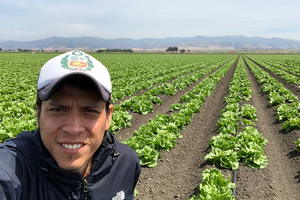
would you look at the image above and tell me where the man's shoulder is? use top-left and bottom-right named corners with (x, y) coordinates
top-left (0, 130), bottom-right (41, 158)
top-left (0, 130), bottom-right (42, 182)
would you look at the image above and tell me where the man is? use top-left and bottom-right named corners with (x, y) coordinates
top-left (0, 50), bottom-right (141, 200)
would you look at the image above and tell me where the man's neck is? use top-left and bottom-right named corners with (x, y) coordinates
top-left (81, 156), bottom-right (94, 179)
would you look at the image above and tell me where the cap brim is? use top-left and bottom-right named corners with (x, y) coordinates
top-left (38, 73), bottom-right (111, 101)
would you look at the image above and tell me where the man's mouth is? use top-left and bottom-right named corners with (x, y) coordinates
top-left (62, 144), bottom-right (83, 150)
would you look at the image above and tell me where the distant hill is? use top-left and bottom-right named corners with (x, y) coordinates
top-left (1, 35), bottom-right (300, 51)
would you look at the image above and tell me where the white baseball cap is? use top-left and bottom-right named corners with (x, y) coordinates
top-left (37, 50), bottom-right (111, 101)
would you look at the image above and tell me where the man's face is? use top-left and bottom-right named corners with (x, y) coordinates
top-left (38, 84), bottom-right (113, 176)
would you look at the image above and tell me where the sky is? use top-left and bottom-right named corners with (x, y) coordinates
top-left (1, 0), bottom-right (300, 42)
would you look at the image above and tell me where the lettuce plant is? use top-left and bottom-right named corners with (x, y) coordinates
top-left (190, 168), bottom-right (235, 200)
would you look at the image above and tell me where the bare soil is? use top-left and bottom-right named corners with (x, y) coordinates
top-left (114, 56), bottom-right (300, 200)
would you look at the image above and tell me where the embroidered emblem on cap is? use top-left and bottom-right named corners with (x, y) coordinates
top-left (112, 191), bottom-right (125, 200)
top-left (60, 51), bottom-right (94, 71)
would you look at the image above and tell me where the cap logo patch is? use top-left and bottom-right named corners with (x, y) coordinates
top-left (60, 51), bottom-right (94, 71)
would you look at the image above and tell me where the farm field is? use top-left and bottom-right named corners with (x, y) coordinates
top-left (1, 53), bottom-right (300, 199)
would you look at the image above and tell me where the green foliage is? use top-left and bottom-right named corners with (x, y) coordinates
top-left (206, 126), bottom-right (268, 170)
top-left (110, 53), bottom-right (228, 102)
top-left (236, 126), bottom-right (268, 169)
top-left (182, 101), bottom-right (201, 114)
top-left (171, 113), bottom-right (191, 130)
top-left (269, 92), bottom-right (286, 106)
top-left (240, 87), bottom-right (252, 101)
top-left (109, 111), bottom-right (133, 133)
top-left (120, 96), bottom-right (155, 114)
top-left (240, 104), bottom-right (258, 121)
top-left (217, 111), bottom-right (240, 134)
top-left (282, 118), bottom-right (300, 132)
top-left (295, 138), bottom-right (300, 152)
top-left (225, 92), bottom-right (242, 103)
top-left (209, 134), bottom-right (239, 151)
top-left (282, 74), bottom-right (300, 85)
top-left (153, 130), bottom-right (177, 151)
top-left (261, 83), bottom-right (276, 94)
top-left (222, 103), bottom-right (239, 114)
top-left (136, 146), bottom-right (161, 167)
top-left (179, 109), bottom-right (195, 118)
top-left (204, 148), bottom-right (239, 170)
top-left (276, 104), bottom-right (300, 122)
top-left (237, 143), bottom-right (268, 169)
top-left (0, 130), bottom-right (11, 143)
top-left (180, 92), bottom-right (197, 102)
top-left (190, 168), bottom-right (235, 200)
top-left (134, 188), bottom-right (138, 197)
top-left (170, 103), bottom-right (184, 111)
top-left (161, 83), bottom-right (177, 95)
top-left (242, 119), bottom-right (255, 126)
top-left (147, 87), bottom-right (163, 96)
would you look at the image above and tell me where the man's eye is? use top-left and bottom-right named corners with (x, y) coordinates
top-left (87, 109), bottom-right (99, 113)
top-left (51, 108), bottom-right (62, 112)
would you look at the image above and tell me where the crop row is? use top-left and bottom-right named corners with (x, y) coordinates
top-left (244, 56), bottom-right (300, 151)
top-left (205, 56), bottom-right (268, 170)
top-left (189, 57), bottom-right (268, 199)
top-left (247, 54), bottom-right (300, 77)
top-left (246, 55), bottom-right (300, 86)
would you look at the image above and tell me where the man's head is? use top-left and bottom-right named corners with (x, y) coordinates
top-left (35, 51), bottom-right (113, 177)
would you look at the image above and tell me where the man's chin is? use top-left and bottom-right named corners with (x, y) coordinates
top-left (60, 168), bottom-right (79, 173)
top-left (58, 163), bottom-right (81, 173)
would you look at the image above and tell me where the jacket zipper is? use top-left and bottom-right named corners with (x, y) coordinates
top-left (83, 178), bottom-right (89, 200)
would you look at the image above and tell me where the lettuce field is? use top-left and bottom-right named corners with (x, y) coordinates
top-left (1, 52), bottom-right (300, 199)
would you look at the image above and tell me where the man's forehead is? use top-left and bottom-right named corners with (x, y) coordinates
top-left (47, 85), bottom-right (104, 104)
top-left (47, 100), bottom-right (102, 107)
top-left (52, 77), bottom-right (102, 99)
top-left (43, 98), bottom-right (105, 110)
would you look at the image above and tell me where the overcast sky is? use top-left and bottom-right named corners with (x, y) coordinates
top-left (1, 0), bottom-right (300, 42)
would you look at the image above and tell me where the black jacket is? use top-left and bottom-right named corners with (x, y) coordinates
top-left (0, 130), bottom-right (141, 200)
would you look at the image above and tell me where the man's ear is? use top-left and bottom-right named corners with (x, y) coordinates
top-left (105, 104), bottom-right (114, 130)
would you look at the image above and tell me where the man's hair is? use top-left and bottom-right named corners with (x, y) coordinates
top-left (35, 76), bottom-right (112, 119)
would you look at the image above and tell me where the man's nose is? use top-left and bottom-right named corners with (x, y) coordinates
top-left (62, 111), bottom-right (84, 135)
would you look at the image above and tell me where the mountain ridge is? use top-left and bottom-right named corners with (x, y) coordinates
top-left (1, 35), bottom-right (300, 50)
